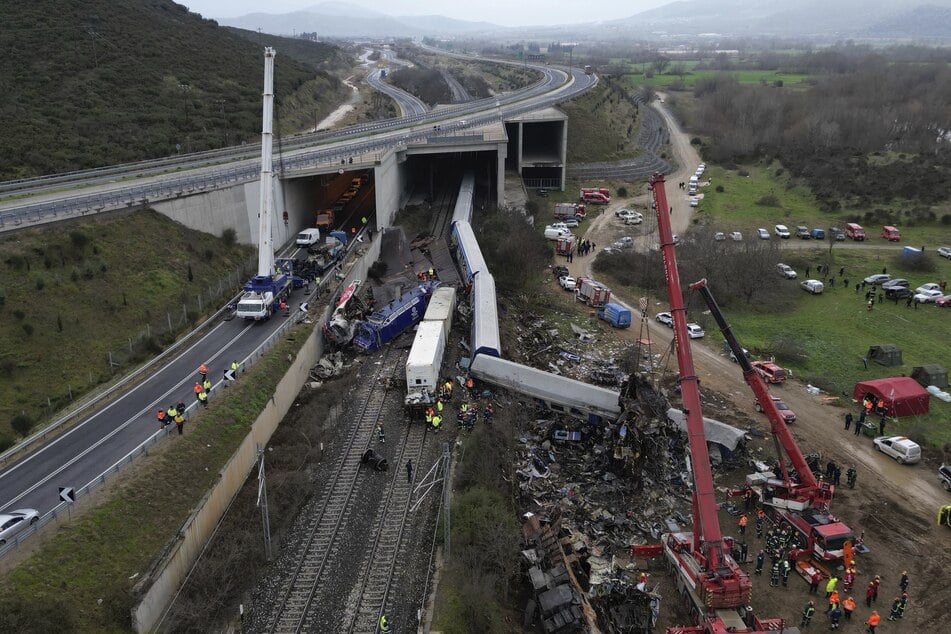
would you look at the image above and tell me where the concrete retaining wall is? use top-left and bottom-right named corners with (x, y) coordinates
top-left (132, 235), bottom-right (382, 633)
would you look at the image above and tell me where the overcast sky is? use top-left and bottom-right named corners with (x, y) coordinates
top-left (178, 0), bottom-right (669, 26)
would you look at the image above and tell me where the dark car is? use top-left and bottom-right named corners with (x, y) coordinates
top-left (885, 287), bottom-right (914, 301)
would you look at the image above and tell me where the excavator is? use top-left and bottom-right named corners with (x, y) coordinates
top-left (634, 173), bottom-right (792, 634)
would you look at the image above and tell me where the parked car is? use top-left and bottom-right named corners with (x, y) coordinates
top-left (873, 435), bottom-right (921, 464)
top-left (562, 217), bottom-right (580, 228)
top-left (801, 279), bottom-right (824, 294)
top-left (881, 225), bottom-right (902, 241)
top-left (863, 273), bottom-right (891, 285)
top-left (757, 228), bottom-right (770, 240)
top-left (774, 224), bottom-right (791, 239)
top-left (885, 287), bottom-right (914, 301)
top-left (618, 210), bottom-right (643, 222)
top-left (751, 361), bottom-right (787, 384)
top-left (938, 246), bottom-right (951, 259)
top-left (914, 289), bottom-right (943, 303)
top-left (810, 228), bottom-right (826, 240)
top-left (559, 276), bottom-right (577, 291)
top-left (882, 278), bottom-right (909, 289)
top-left (915, 282), bottom-right (941, 294)
top-left (612, 236), bottom-right (634, 249)
top-left (935, 295), bottom-right (951, 307)
top-left (940, 464), bottom-right (951, 490)
top-left (622, 215), bottom-right (643, 225)
top-left (714, 232), bottom-right (726, 242)
top-left (777, 263), bottom-right (797, 279)
top-left (615, 208), bottom-right (636, 218)
top-left (686, 323), bottom-right (705, 339)
top-left (690, 197), bottom-right (700, 207)
top-left (829, 227), bottom-right (846, 241)
top-left (730, 231), bottom-right (743, 242)
top-left (755, 396), bottom-right (797, 423)
top-left (552, 265), bottom-right (570, 279)
top-left (795, 226), bottom-right (811, 239)
top-left (544, 226), bottom-right (572, 240)
top-left (0, 509), bottom-right (39, 545)
top-left (655, 312), bottom-right (673, 327)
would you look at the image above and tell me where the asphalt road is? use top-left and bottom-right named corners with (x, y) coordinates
top-left (0, 298), bottom-right (302, 516)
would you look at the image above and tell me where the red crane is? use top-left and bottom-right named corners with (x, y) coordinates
top-left (643, 173), bottom-right (786, 634)
top-left (690, 278), bottom-right (854, 564)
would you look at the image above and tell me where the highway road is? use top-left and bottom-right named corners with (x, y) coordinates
top-left (0, 47), bottom-right (594, 549)
top-left (365, 67), bottom-right (428, 117)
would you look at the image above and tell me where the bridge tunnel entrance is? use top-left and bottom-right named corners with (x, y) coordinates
top-left (400, 150), bottom-right (499, 224)
top-left (504, 107), bottom-right (567, 192)
top-left (281, 168), bottom-right (376, 239)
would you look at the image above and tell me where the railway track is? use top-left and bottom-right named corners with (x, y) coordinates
top-left (265, 348), bottom-right (407, 634)
top-left (428, 183), bottom-right (455, 237)
top-left (342, 417), bottom-right (429, 633)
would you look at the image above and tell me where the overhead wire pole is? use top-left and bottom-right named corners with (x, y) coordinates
top-left (442, 442), bottom-right (451, 562)
top-left (257, 445), bottom-right (273, 561)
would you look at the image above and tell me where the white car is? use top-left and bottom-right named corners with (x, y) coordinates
top-left (938, 246), bottom-right (951, 259)
top-left (656, 311), bottom-right (673, 327)
top-left (0, 509), bottom-right (40, 545)
top-left (548, 222), bottom-right (570, 231)
top-left (689, 197), bottom-right (700, 207)
top-left (757, 228), bottom-right (770, 240)
top-left (559, 276), bottom-right (576, 291)
top-left (914, 289), bottom-right (943, 303)
top-left (686, 323), bottom-right (705, 339)
top-left (873, 436), bottom-right (921, 464)
top-left (777, 263), bottom-right (797, 279)
top-left (915, 282), bottom-right (941, 294)
top-left (730, 231), bottom-right (743, 242)
top-left (774, 224), bottom-right (790, 239)
top-left (801, 279), bottom-right (824, 294)
top-left (562, 217), bottom-right (580, 228)
top-left (615, 208), bottom-right (638, 218)
top-left (714, 232), bottom-right (726, 242)
top-left (623, 215), bottom-right (643, 225)
top-left (613, 236), bottom-right (635, 249)
top-left (863, 273), bottom-right (891, 285)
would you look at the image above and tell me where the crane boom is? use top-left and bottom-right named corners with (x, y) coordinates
top-left (650, 174), bottom-right (724, 567)
top-left (257, 47), bottom-right (276, 278)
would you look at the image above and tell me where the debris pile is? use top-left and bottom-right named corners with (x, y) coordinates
top-left (516, 375), bottom-right (690, 632)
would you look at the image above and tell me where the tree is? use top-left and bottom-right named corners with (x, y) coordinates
top-left (651, 57), bottom-right (670, 75)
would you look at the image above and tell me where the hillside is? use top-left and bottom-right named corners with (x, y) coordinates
top-left (0, 211), bottom-right (253, 444)
top-left (0, 0), bottom-right (345, 180)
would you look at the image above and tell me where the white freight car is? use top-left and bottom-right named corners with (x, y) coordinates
top-left (405, 320), bottom-right (447, 407)
top-left (423, 286), bottom-right (456, 341)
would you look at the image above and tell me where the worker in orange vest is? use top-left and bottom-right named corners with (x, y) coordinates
top-left (157, 409), bottom-right (168, 430)
top-left (827, 590), bottom-right (840, 613)
top-left (866, 610), bottom-right (881, 633)
top-left (194, 381), bottom-right (203, 402)
top-left (738, 514), bottom-right (748, 535)
top-left (199, 363), bottom-right (208, 380)
top-left (842, 596), bottom-right (856, 620)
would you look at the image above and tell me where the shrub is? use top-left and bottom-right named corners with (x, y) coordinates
top-left (22, 323), bottom-right (34, 337)
top-left (756, 194), bottom-right (781, 207)
top-left (716, 185), bottom-right (725, 193)
top-left (221, 227), bottom-right (237, 246)
top-left (0, 432), bottom-right (14, 452)
top-left (691, 137), bottom-right (702, 145)
top-left (12, 309), bottom-right (25, 320)
top-left (897, 252), bottom-right (936, 273)
top-left (10, 413), bottom-right (32, 437)
top-left (942, 214), bottom-right (951, 225)
top-left (770, 334), bottom-right (808, 364)
top-left (617, 186), bottom-right (629, 197)
top-left (69, 230), bottom-right (89, 249)
top-left (35, 276), bottom-right (45, 291)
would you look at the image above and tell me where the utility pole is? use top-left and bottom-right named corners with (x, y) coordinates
top-left (256, 445), bottom-right (273, 561)
top-left (442, 442), bottom-right (451, 562)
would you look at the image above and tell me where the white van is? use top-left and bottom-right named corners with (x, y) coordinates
top-left (544, 226), bottom-right (573, 240)
top-left (688, 176), bottom-right (699, 194)
top-left (296, 228), bottom-right (321, 246)
top-left (873, 436), bottom-right (921, 464)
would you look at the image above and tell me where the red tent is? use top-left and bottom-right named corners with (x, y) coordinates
top-left (853, 377), bottom-right (930, 417)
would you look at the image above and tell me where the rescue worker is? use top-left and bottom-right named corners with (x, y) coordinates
top-left (743, 487), bottom-right (754, 510)
top-left (754, 550), bottom-right (765, 575)
top-left (770, 560), bottom-right (780, 587)
top-left (843, 568), bottom-right (855, 593)
top-left (738, 514), bottom-right (748, 535)
top-left (899, 570), bottom-right (909, 593)
top-left (465, 377), bottom-right (474, 392)
top-left (231, 360), bottom-right (240, 376)
top-left (176, 401), bottom-right (187, 419)
top-left (198, 390), bottom-right (208, 408)
top-left (888, 597), bottom-right (901, 621)
top-left (175, 413), bottom-right (185, 435)
top-left (157, 409), bottom-right (168, 430)
top-left (809, 574), bottom-right (820, 595)
top-left (829, 604), bottom-right (843, 630)
top-left (846, 466), bottom-right (857, 488)
top-left (865, 581), bottom-right (876, 607)
top-left (825, 576), bottom-right (838, 597)
top-left (800, 601), bottom-right (815, 628)
top-left (781, 559), bottom-right (791, 587)
top-left (424, 411), bottom-right (433, 427)
top-left (871, 575), bottom-right (881, 603)
top-left (896, 593), bottom-right (907, 618)
top-left (826, 590), bottom-right (839, 613)
top-left (755, 510), bottom-right (765, 538)
top-left (866, 610), bottom-right (880, 633)
top-left (842, 596), bottom-right (856, 620)
top-left (379, 613), bottom-right (390, 633)
top-left (431, 414), bottom-right (441, 433)
top-left (199, 363), bottom-right (208, 380)
top-left (739, 541), bottom-right (748, 563)
top-left (203, 377), bottom-right (212, 394)
top-left (194, 381), bottom-right (203, 402)
top-left (168, 404), bottom-right (178, 422)
top-left (436, 399), bottom-right (443, 414)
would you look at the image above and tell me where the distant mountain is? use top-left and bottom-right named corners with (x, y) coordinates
top-left (220, 2), bottom-right (500, 37)
top-left (867, 5), bottom-right (951, 38)
top-left (607, 0), bottom-right (951, 38)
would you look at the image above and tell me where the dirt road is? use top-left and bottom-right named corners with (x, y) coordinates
top-left (559, 95), bottom-right (950, 630)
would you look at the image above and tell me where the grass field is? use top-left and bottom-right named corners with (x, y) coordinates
top-left (561, 84), bottom-right (643, 163)
top-left (612, 61), bottom-right (812, 90)
top-left (685, 165), bottom-right (951, 447)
